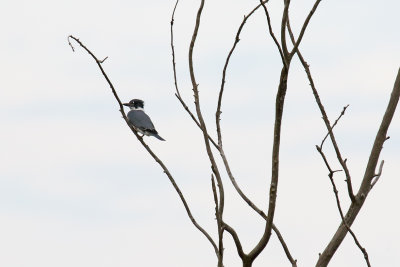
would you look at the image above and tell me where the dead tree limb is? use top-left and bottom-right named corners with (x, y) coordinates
top-left (285, 17), bottom-right (400, 265)
top-left (68, 35), bottom-right (219, 258)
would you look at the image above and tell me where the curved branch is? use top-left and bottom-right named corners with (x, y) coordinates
top-left (68, 35), bottom-right (219, 256)
top-left (187, 0), bottom-right (227, 261)
top-left (170, 0), bottom-right (219, 149)
top-left (217, 0), bottom-right (268, 146)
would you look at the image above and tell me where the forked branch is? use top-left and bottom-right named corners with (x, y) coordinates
top-left (286, 17), bottom-right (400, 265)
top-left (170, 0), bottom-right (219, 149)
top-left (286, 18), bottom-right (356, 203)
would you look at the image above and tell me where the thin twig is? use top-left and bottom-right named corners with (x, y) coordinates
top-left (320, 105), bottom-right (349, 149)
top-left (259, 0), bottom-right (287, 68)
top-left (170, 0), bottom-right (218, 149)
top-left (370, 160), bottom-right (384, 189)
top-left (217, 0), bottom-right (269, 147)
top-left (316, 146), bottom-right (371, 267)
top-left (317, 69), bottom-right (400, 266)
top-left (288, 0), bottom-right (322, 60)
top-left (286, 18), bottom-right (356, 203)
top-left (68, 35), bottom-right (219, 256)
top-left (170, 0), bottom-right (180, 98)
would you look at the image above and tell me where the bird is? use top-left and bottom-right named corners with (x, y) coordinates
top-left (123, 99), bottom-right (165, 141)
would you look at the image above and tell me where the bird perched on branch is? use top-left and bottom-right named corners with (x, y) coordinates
top-left (123, 99), bottom-right (165, 141)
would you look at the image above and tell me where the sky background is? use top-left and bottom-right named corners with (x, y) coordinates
top-left (1, 0), bottom-right (399, 266)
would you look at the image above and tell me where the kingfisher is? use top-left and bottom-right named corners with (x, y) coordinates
top-left (123, 99), bottom-right (165, 141)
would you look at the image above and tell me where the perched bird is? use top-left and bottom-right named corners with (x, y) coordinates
top-left (123, 99), bottom-right (165, 141)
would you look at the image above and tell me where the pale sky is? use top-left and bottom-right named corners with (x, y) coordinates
top-left (1, 0), bottom-right (399, 266)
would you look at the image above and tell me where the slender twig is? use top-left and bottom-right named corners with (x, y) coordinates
top-left (68, 35), bottom-right (219, 256)
top-left (317, 69), bottom-right (400, 267)
top-left (286, 18), bottom-right (356, 203)
top-left (320, 105), bottom-right (349, 149)
top-left (370, 160), bottom-right (384, 189)
top-left (170, 0), bottom-right (180, 98)
top-left (316, 145), bottom-right (371, 267)
top-left (259, 0), bottom-right (287, 68)
top-left (217, 0), bottom-right (268, 147)
top-left (170, 0), bottom-right (218, 149)
top-left (176, 93), bottom-right (219, 149)
top-left (288, 0), bottom-right (322, 60)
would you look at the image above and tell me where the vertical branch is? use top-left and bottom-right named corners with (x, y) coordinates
top-left (280, 0), bottom-right (291, 62)
top-left (187, 0), bottom-right (227, 263)
top-left (246, 1), bottom-right (295, 261)
top-left (245, 0), bottom-right (323, 263)
top-left (188, 0), bottom-right (225, 215)
top-left (215, 3), bottom-right (298, 265)
top-left (170, 0), bottom-right (180, 98)
top-left (211, 175), bottom-right (224, 266)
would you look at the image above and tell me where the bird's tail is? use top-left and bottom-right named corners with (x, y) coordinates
top-left (153, 133), bottom-right (166, 141)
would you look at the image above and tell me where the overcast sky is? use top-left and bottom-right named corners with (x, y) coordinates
top-left (1, 0), bottom-right (399, 266)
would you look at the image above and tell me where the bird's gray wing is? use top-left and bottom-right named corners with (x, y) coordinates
top-left (127, 110), bottom-right (155, 130)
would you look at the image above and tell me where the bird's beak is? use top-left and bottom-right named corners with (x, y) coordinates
top-left (123, 103), bottom-right (130, 107)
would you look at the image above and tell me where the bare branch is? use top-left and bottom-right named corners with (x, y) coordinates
top-left (217, 0), bottom-right (269, 147)
top-left (316, 69), bottom-right (400, 266)
top-left (68, 35), bottom-right (219, 256)
top-left (259, 0), bottom-right (287, 68)
top-left (327, 168), bottom-right (372, 267)
top-left (170, 0), bottom-right (180, 98)
top-left (286, 19), bottom-right (356, 203)
top-left (288, 0), bottom-right (322, 60)
top-left (246, 0), bottom-right (324, 260)
top-left (186, 1), bottom-right (228, 262)
top-left (280, 0), bottom-right (291, 61)
top-left (370, 160), bottom-right (384, 189)
top-left (211, 175), bottom-right (224, 266)
top-left (222, 222), bottom-right (245, 259)
top-left (170, 0), bottom-right (219, 149)
top-left (320, 105), bottom-right (349, 149)
top-left (316, 146), bottom-right (371, 267)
